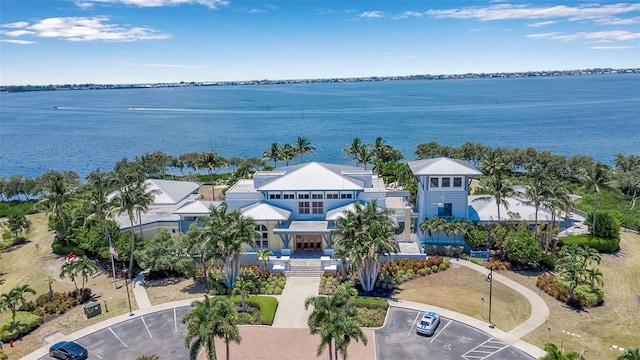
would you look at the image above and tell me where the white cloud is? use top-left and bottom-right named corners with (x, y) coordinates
top-left (527, 21), bottom-right (557, 27)
top-left (360, 11), bottom-right (384, 19)
top-left (1, 39), bottom-right (36, 44)
top-left (0, 16), bottom-right (170, 42)
top-left (425, 3), bottom-right (640, 23)
top-left (248, 8), bottom-right (266, 14)
top-left (76, 0), bottom-right (229, 9)
top-left (392, 11), bottom-right (424, 20)
top-left (590, 45), bottom-right (635, 49)
top-left (1, 21), bottom-right (30, 28)
top-left (265, 4), bottom-right (278, 10)
top-left (316, 8), bottom-right (356, 16)
top-left (527, 30), bottom-right (640, 42)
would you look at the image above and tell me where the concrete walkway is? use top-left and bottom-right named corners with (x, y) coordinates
top-left (454, 260), bottom-right (550, 339)
top-left (131, 273), bottom-right (152, 310)
top-left (272, 277), bottom-right (321, 328)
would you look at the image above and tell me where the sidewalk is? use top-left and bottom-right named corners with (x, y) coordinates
top-left (132, 273), bottom-right (152, 310)
top-left (454, 260), bottom-right (550, 339)
top-left (272, 277), bottom-right (321, 328)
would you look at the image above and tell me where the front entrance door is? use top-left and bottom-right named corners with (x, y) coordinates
top-left (296, 235), bottom-right (323, 250)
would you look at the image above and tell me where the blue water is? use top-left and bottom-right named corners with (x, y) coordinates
top-left (1, 74), bottom-right (639, 178)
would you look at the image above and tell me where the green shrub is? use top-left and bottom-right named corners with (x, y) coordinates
top-left (418, 268), bottom-right (427, 276)
top-left (460, 253), bottom-right (470, 260)
top-left (585, 210), bottom-right (621, 238)
top-left (350, 297), bottom-right (389, 310)
top-left (0, 311), bottom-right (42, 341)
top-left (249, 296), bottom-right (278, 326)
top-left (431, 265), bottom-right (438, 272)
top-left (51, 242), bottom-right (86, 256)
top-left (539, 253), bottom-right (556, 270)
top-left (560, 234), bottom-right (620, 253)
top-left (0, 348), bottom-right (8, 360)
top-left (439, 263), bottom-right (447, 271)
top-left (575, 284), bottom-right (604, 306)
top-left (425, 267), bottom-right (432, 274)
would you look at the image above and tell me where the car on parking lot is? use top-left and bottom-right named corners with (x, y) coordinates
top-left (416, 311), bottom-right (440, 336)
top-left (49, 341), bottom-right (88, 360)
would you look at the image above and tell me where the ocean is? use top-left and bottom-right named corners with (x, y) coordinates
top-left (1, 74), bottom-right (639, 179)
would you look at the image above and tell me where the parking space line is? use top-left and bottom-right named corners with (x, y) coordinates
top-left (141, 316), bottom-right (153, 339)
top-left (462, 338), bottom-right (511, 360)
top-left (75, 341), bottom-right (103, 359)
top-left (407, 312), bottom-right (420, 336)
top-left (174, 308), bottom-right (178, 333)
top-left (429, 319), bottom-right (451, 343)
top-left (108, 327), bottom-right (128, 348)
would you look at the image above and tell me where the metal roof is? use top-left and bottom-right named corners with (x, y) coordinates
top-left (408, 157), bottom-right (482, 176)
top-left (468, 195), bottom-right (553, 222)
top-left (240, 202), bottom-right (291, 221)
top-left (256, 162), bottom-right (366, 191)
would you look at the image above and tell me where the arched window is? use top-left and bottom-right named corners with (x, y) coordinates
top-left (255, 224), bottom-right (269, 248)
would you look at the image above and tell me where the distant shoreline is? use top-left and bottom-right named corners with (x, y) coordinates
top-left (1, 67), bottom-right (638, 93)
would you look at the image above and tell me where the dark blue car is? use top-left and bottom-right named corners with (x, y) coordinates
top-left (49, 341), bottom-right (88, 360)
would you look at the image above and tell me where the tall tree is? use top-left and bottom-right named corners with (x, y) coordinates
top-left (474, 173), bottom-right (514, 221)
top-left (305, 286), bottom-right (353, 360)
top-left (523, 174), bottom-right (550, 240)
top-left (281, 143), bottom-right (297, 166)
top-left (540, 342), bottom-right (584, 360)
top-left (581, 163), bottom-right (614, 237)
top-left (256, 249), bottom-right (272, 274)
top-left (7, 213), bottom-right (31, 240)
top-left (75, 255), bottom-right (99, 294)
top-left (206, 204), bottom-right (257, 288)
top-left (343, 138), bottom-right (365, 166)
top-left (59, 261), bottom-right (79, 291)
top-left (262, 143), bottom-right (282, 168)
top-left (332, 201), bottom-right (397, 292)
top-left (182, 295), bottom-right (241, 360)
top-left (419, 217), bottom-right (447, 245)
top-left (109, 181), bottom-right (144, 275)
top-left (0, 285), bottom-right (36, 325)
top-left (37, 170), bottom-right (76, 244)
top-left (295, 136), bottom-right (314, 163)
top-left (196, 151), bottom-right (227, 200)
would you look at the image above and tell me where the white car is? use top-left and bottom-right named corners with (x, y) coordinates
top-left (416, 311), bottom-right (441, 336)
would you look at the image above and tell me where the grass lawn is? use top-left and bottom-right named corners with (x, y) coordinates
top-left (514, 230), bottom-right (640, 360)
top-left (0, 213), bottom-right (138, 359)
top-left (144, 276), bottom-right (208, 305)
top-left (394, 264), bottom-right (531, 332)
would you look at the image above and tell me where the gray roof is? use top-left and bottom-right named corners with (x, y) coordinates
top-left (256, 162), bottom-right (367, 191)
top-left (145, 179), bottom-right (201, 205)
top-left (408, 157), bottom-right (482, 176)
top-left (240, 202), bottom-right (291, 221)
top-left (469, 195), bottom-right (553, 222)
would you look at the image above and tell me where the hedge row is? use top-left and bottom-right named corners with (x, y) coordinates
top-left (560, 234), bottom-right (620, 253)
top-left (0, 311), bottom-right (42, 342)
top-left (350, 297), bottom-right (389, 310)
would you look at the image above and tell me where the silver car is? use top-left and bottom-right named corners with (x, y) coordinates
top-left (416, 311), bottom-right (441, 336)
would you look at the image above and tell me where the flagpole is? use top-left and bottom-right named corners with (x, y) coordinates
top-left (108, 235), bottom-right (117, 288)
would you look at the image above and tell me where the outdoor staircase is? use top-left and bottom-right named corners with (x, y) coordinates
top-left (285, 259), bottom-right (323, 277)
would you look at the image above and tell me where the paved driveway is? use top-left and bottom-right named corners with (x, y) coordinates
top-left (375, 307), bottom-right (535, 360)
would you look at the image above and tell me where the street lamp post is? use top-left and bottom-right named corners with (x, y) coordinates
top-left (122, 266), bottom-right (134, 317)
top-left (485, 266), bottom-right (494, 328)
top-left (481, 297), bottom-right (485, 319)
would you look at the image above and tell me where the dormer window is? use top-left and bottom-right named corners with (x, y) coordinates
top-left (269, 193), bottom-right (281, 199)
top-left (442, 178), bottom-right (450, 187)
top-left (298, 193), bottom-right (310, 199)
top-left (430, 177), bottom-right (439, 188)
top-left (453, 177), bottom-right (462, 187)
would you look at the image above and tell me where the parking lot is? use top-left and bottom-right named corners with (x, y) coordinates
top-left (39, 307), bottom-right (192, 359)
top-left (375, 307), bottom-right (535, 360)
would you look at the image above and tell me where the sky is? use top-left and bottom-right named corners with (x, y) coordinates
top-left (1, 0), bottom-right (639, 85)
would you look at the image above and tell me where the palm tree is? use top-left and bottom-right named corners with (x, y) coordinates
top-left (46, 274), bottom-right (55, 300)
top-left (75, 256), bottom-right (99, 294)
top-left (419, 217), bottom-right (447, 245)
top-left (196, 151), bottom-right (227, 200)
top-left (474, 173), bottom-right (514, 222)
top-left (332, 201), bottom-right (397, 292)
top-left (281, 143), bottom-right (297, 166)
top-left (263, 143), bottom-right (281, 167)
top-left (37, 170), bottom-right (74, 244)
top-left (618, 348), bottom-right (640, 360)
top-left (295, 136), bottom-right (314, 163)
top-left (132, 182), bottom-right (157, 239)
top-left (183, 295), bottom-right (241, 360)
top-left (136, 355), bottom-right (159, 360)
top-left (335, 314), bottom-right (368, 360)
top-left (343, 138), bottom-right (365, 166)
top-left (207, 204), bottom-right (258, 288)
top-left (232, 269), bottom-right (254, 312)
top-left (540, 342), bottom-right (584, 360)
top-left (543, 180), bottom-right (571, 252)
top-left (81, 170), bottom-right (115, 250)
top-left (256, 249), bottom-right (272, 274)
top-left (358, 146), bottom-right (374, 170)
top-left (585, 267), bottom-right (604, 291)
top-left (59, 261), bottom-right (79, 291)
top-left (523, 174), bottom-right (550, 240)
top-left (0, 285), bottom-right (36, 325)
top-left (581, 162), bottom-right (614, 236)
top-left (480, 149), bottom-right (509, 176)
top-left (333, 247), bottom-right (350, 282)
top-left (109, 183), bottom-right (140, 276)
